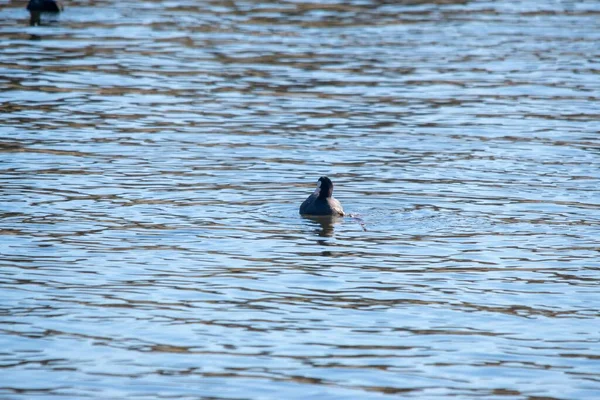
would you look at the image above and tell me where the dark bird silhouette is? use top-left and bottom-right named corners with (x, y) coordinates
top-left (299, 177), bottom-right (345, 217)
top-left (27, 0), bottom-right (63, 26)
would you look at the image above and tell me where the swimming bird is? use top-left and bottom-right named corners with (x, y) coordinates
top-left (27, 0), bottom-right (63, 26)
top-left (299, 177), bottom-right (344, 216)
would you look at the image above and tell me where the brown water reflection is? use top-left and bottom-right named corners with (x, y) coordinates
top-left (1, 0), bottom-right (599, 399)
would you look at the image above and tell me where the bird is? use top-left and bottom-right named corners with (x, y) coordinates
top-left (299, 177), bottom-right (344, 216)
top-left (27, 0), bottom-right (63, 26)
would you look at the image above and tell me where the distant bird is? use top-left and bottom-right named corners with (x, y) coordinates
top-left (299, 177), bottom-right (345, 216)
top-left (27, 0), bottom-right (63, 26)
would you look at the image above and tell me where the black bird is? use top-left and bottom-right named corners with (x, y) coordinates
top-left (299, 177), bottom-right (344, 216)
top-left (27, 0), bottom-right (63, 26)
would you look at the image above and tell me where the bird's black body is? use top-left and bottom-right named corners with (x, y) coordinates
top-left (27, 0), bottom-right (62, 26)
top-left (299, 177), bottom-right (344, 216)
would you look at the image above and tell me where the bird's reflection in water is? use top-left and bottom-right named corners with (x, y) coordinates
top-left (301, 215), bottom-right (343, 238)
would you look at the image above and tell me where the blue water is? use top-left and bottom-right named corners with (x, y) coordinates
top-left (1, 0), bottom-right (599, 398)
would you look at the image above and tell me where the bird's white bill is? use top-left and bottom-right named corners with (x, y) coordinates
top-left (313, 180), bottom-right (321, 194)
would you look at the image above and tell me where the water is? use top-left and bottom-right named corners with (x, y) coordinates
top-left (1, 0), bottom-right (599, 398)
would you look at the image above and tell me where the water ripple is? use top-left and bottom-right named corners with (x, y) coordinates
top-left (1, 0), bottom-right (599, 398)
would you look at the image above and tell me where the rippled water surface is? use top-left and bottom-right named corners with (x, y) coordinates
top-left (1, 0), bottom-right (599, 398)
